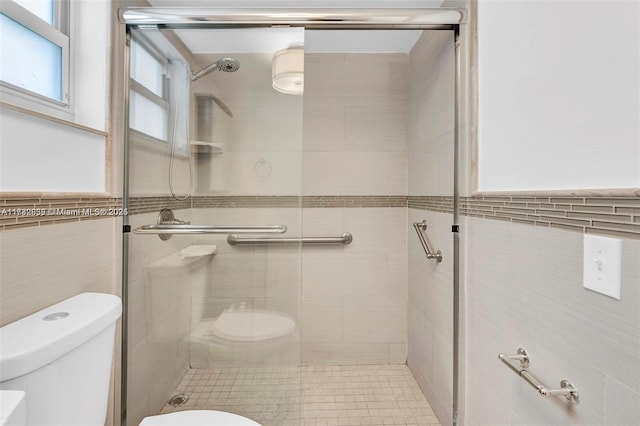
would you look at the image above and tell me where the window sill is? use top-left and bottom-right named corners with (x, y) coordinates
top-left (0, 101), bottom-right (107, 137)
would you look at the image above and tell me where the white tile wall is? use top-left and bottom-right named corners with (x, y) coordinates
top-left (301, 207), bottom-right (408, 364)
top-left (129, 135), bottom-right (191, 197)
top-left (303, 53), bottom-right (408, 197)
top-left (188, 205), bottom-right (408, 367)
top-left (0, 219), bottom-right (118, 325)
top-left (406, 30), bottom-right (456, 426)
top-left (463, 217), bottom-right (640, 426)
top-left (192, 53), bottom-right (304, 196)
top-left (0, 218), bottom-right (119, 425)
top-left (126, 210), bottom-right (207, 425)
top-left (200, 151), bottom-right (303, 195)
top-left (407, 31), bottom-right (455, 198)
top-left (604, 375), bottom-right (640, 426)
top-left (303, 151), bottom-right (407, 196)
top-left (407, 209), bottom-right (454, 424)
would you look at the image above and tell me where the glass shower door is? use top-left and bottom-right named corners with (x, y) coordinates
top-left (124, 27), bottom-right (304, 426)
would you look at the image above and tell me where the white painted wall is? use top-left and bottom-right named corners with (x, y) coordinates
top-left (0, 0), bottom-right (110, 192)
top-left (0, 109), bottom-right (106, 192)
top-left (477, 0), bottom-right (640, 191)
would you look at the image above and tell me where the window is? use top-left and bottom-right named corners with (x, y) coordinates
top-left (0, 0), bottom-right (69, 105)
top-left (129, 37), bottom-right (169, 141)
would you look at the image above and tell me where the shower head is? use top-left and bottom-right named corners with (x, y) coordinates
top-left (190, 57), bottom-right (240, 81)
top-left (217, 58), bottom-right (240, 73)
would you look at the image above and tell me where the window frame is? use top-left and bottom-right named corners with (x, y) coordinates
top-left (128, 33), bottom-right (171, 143)
top-left (0, 0), bottom-right (71, 114)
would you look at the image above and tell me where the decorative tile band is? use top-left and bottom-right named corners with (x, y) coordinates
top-left (409, 195), bottom-right (640, 239)
top-left (128, 196), bottom-right (189, 215)
top-left (0, 197), bottom-right (121, 231)
top-left (162, 195), bottom-right (407, 209)
top-left (192, 196), bottom-right (301, 209)
top-left (302, 196), bottom-right (407, 208)
top-left (407, 196), bottom-right (454, 213)
top-left (2, 195), bottom-right (638, 238)
top-left (129, 195), bottom-right (408, 212)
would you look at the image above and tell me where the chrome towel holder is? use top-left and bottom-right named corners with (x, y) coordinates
top-left (499, 347), bottom-right (580, 405)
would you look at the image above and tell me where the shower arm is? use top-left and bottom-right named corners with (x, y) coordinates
top-left (190, 63), bottom-right (218, 81)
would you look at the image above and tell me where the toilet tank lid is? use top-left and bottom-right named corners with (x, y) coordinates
top-left (0, 293), bottom-right (122, 382)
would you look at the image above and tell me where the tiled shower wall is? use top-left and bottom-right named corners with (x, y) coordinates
top-left (406, 31), bottom-right (456, 424)
top-left (300, 53), bottom-right (409, 365)
top-left (126, 209), bottom-right (195, 425)
top-left (187, 52), bottom-right (410, 367)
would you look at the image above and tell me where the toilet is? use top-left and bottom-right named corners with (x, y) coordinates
top-left (140, 410), bottom-right (260, 425)
top-left (0, 292), bottom-right (261, 426)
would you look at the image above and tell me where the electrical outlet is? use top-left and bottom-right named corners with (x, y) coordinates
top-left (583, 234), bottom-right (622, 300)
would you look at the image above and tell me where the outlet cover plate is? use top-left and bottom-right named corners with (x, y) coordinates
top-left (583, 234), bottom-right (622, 300)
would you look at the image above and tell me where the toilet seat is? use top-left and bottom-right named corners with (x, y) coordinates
top-left (139, 410), bottom-right (262, 426)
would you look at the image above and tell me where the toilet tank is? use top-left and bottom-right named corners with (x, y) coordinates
top-left (0, 293), bottom-right (122, 426)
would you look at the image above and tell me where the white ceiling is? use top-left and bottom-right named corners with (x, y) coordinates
top-left (175, 28), bottom-right (423, 54)
top-left (146, 0), bottom-right (444, 53)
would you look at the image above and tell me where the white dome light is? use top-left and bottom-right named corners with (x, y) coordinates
top-left (272, 46), bottom-right (304, 95)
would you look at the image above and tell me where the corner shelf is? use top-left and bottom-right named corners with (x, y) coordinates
top-left (190, 140), bottom-right (224, 154)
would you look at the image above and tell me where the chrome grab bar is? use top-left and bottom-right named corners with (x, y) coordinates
top-left (131, 208), bottom-right (287, 240)
top-left (412, 220), bottom-right (442, 262)
top-left (227, 232), bottom-right (353, 245)
top-left (133, 224), bottom-right (288, 235)
top-left (499, 347), bottom-right (580, 404)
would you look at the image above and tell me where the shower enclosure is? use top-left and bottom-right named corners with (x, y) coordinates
top-left (120, 8), bottom-right (466, 426)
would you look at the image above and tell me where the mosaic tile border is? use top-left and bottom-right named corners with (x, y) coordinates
top-left (193, 195), bottom-right (409, 209)
top-left (407, 196), bottom-right (453, 213)
top-left (128, 196), bottom-right (189, 214)
top-left (2, 195), bottom-right (638, 238)
top-left (409, 195), bottom-right (640, 239)
top-left (0, 197), bottom-right (121, 231)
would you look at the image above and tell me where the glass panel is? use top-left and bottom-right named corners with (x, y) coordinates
top-left (13, 0), bottom-right (53, 25)
top-left (129, 90), bottom-right (168, 141)
top-left (131, 39), bottom-right (165, 97)
top-left (0, 13), bottom-right (62, 101)
top-left (125, 27), bottom-right (304, 426)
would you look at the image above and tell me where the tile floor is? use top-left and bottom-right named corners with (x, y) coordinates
top-left (160, 364), bottom-right (441, 426)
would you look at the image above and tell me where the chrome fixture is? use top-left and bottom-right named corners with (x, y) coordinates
top-left (153, 208), bottom-right (189, 240)
top-left (190, 57), bottom-right (239, 81)
top-left (499, 347), bottom-right (580, 405)
top-left (120, 8), bottom-right (467, 28)
top-left (227, 232), bottom-right (352, 245)
top-left (133, 209), bottom-right (286, 240)
top-left (167, 394), bottom-right (189, 407)
top-left (413, 220), bottom-right (442, 262)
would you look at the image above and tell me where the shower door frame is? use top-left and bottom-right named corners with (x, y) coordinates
top-left (120, 8), bottom-right (468, 426)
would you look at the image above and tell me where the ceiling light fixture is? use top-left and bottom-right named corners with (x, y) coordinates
top-left (272, 46), bottom-right (304, 95)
